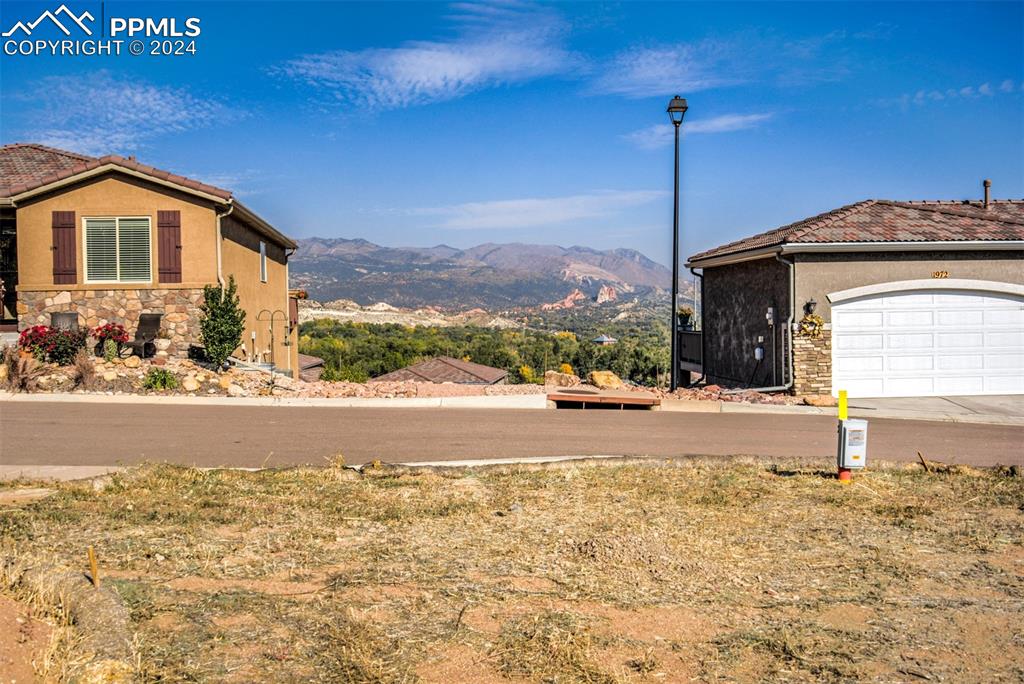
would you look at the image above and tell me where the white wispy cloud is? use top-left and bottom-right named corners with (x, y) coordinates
top-left (622, 113), bottom-right (774, 150)
top-left (591, 41), bottom-right (744, 98)
top-left (891, 79), bottom-right (1019, 109)
top-left (17, 70), bottom-right (234, 155)
top-left (414, 190), bottom-right (667, 230)
top-left (591, 31), bottom-right (849, 98)
top-left (276, 1), bottom-right (577, 110)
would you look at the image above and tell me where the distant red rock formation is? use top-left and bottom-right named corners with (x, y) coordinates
top-left (540, 288), bottom-right (586, 311)
top-left (595, 285), bottom-right (618, 304)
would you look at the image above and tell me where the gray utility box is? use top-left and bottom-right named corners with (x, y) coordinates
top-left (837, 419), bottom-right (868, 469)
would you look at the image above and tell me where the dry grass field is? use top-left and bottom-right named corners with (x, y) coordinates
top-left (2, 458), bottom-right (1022, 682)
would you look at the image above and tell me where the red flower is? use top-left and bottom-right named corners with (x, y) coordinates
top-left (91, 322), bottom-right (129, 344)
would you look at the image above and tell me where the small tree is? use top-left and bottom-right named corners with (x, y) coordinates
top-left (200, 276), bottom-right (245, 370)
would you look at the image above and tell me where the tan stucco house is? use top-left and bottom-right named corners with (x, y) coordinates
top-left (685, 187), bottom-right (1024, 398)
top-left (0, 143), bottom-right (300, 376)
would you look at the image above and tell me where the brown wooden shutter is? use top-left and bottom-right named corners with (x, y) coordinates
top-left (289, 296), bottom-right (299, 328)
top-left (157, 210), bottom-right (182, 283)
top-left (51, 211), bottom-right (77, 284)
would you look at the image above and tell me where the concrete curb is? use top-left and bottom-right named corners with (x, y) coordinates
top-left (3, 390), bottom-right (1019, 424)
top-left (0, 465), bottom-right (126, 482)
top-left (0, 392), bottom-right (548, 409)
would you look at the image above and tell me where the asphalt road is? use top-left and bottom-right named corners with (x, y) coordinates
top-left (1, 402), bottom-right (1021, 468)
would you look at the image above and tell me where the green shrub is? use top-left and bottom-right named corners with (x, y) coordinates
top-left (199, 276), bottom-right (245, 370)
top-left (320, 365), bottom-right (369, 382)
top-left (103, 338), bottom-right (118, 362)
top-left (143, 368), bottom-right (179, 391)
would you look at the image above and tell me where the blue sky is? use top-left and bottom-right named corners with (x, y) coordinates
top-left (1, 1), bottom-right (1022, 266)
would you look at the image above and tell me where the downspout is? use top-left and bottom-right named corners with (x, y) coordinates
top-left (722, 252), bottom-right (795, 394)
top-left (777, 252), bottom-right (795, 392)
top-left (688, 266), bottom-right (706, 385)
top-left (215, 201), bottom-right (234, 301)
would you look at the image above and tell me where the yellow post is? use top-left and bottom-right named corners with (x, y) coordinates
top-left (837, 389), bottom-right (851, 483)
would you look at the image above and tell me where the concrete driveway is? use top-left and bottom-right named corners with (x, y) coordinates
top-left (850, 395), bottom-right (1023, 421)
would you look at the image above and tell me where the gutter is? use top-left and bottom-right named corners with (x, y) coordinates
top-left (215, 200), bottom-right (234, 297)
top-left (232, 200), bottom-right (298, 250)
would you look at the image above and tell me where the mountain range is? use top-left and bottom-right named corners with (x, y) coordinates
top-left (290, 238), bottom-right (677, 310)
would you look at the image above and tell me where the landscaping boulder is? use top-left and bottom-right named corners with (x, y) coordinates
top-left (218, 375), bottom-right (233, 390)
top-left (803, 395), bottom-right (838, 407)
top-left (587, 370), bottom-right (623, 390)
top-left (544, 370), bottom-right (580, 387)
top-left (102, 371), bottom-right (117, 382)
top-left (182, 377), bottom-right (201, 393)
top-left (123, 356), bottom-right (140, 369)
top-left (227, 383), bottom-right (247, 397)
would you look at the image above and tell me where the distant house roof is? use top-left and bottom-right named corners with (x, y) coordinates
top-left (370, 357), bottom-right (508, 384)
top-left (687, 199), bottom-right (1024, 266)
top-left (0, 143), bottom-right (296, 249)
top-left (591, 334), bottom-right (617, 344)
top-left (297, 353), bottom-right (324, 371)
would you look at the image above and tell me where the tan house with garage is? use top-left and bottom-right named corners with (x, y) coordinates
top-left (0, 143), bottom-right (300, 377)
top-left (684, 184), bottom-right (1024, 398)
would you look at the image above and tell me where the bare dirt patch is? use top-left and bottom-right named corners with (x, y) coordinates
top-left (0, 595), bottom-right (51, 683)
top-left (1, 459), bottom-right (1022, 681)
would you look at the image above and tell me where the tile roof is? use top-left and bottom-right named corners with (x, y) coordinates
top-left (0, 142), bottom-right (231, 199)
top-left (0, 143), bottom-right (93, 197)
top-left (297, 353), bottom-right (325, 371)
top-left (688, 199), bottom-right (1024, 264)
top-left (370, 357), bottom-right (508, 384)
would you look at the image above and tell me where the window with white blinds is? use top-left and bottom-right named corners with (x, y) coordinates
top-left (84, 217), bottom-right (152, 282)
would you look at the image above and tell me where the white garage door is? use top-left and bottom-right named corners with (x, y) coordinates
top-left (831, 289), bottom-right (1024, 398)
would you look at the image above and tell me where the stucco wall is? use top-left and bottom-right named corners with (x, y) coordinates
top-left (16, 174), bottom-right (219, 289)
top-left (794, 251), bottom-right (1024, 321)
top-left (221, 215), bottom-right (298, 376)
top-left (702, 257), bottom-right (791, 387)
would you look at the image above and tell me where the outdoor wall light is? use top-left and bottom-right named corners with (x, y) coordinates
top-left (805, 298), bottom-right (818, 315)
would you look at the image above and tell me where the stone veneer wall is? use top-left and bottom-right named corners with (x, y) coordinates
top-left (792, 326), bottom-right (832, 396)
top-left (17, 288), bottom-right (204, 359)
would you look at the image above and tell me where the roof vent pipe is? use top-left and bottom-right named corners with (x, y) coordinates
top-left (983, 179), bottom-right (991, 209)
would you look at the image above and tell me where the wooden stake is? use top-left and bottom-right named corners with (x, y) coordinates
top-left (87, 546), bottom-right (99, 588)
top-left (917, 451), bottom-right (931, 473)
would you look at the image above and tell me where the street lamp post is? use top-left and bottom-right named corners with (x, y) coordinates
top-left (667, 95), bottom-right (688, 391)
